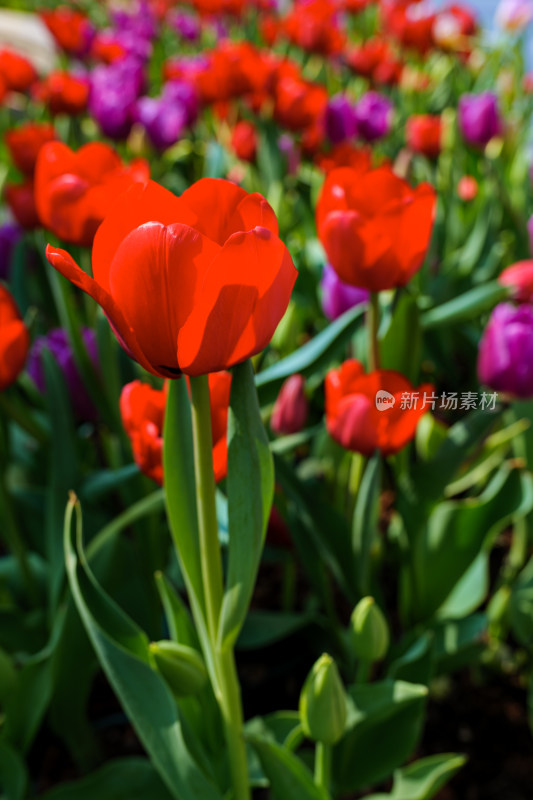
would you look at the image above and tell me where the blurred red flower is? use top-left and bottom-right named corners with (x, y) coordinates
top-left (46, 178), bottom-right (297, 377)
top-left (5, 122), bottom-right (56, 176)
top-left (41, 8), bottom-right (94, 57)
top-left (4, 180), bottom-right (40, 230)
top-left (33, 71), bottom-right (89, 116)
top-left (35, 141), bottom-right (149, 247)
top-left (325, 359), bottom-right (432, 456)
top-left (0, 285), bottom-right (29, 392)
top-left (0, 49), bottom-right (37, 93)
top-left (231, 120), bottom-right (258, 162)
top-left (316, 164), bottom-right (436, 291)
top-left (406, 114), bottom-right (442, 159)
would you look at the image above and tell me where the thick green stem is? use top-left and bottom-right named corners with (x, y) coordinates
top-left (367, 292), bottom-right (380, 372)
top-left (314, 741), bottom-right (332, 792)
top-left (189, 375), bottom-right (224, 641)
top-left (189, 375), bottom-right (250, 800)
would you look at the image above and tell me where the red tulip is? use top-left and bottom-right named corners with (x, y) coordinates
top-left (41, 8), bottom-right (93, 57)
top-left (0, 285), bottom-right (29, 391)
top-left (33, 71), bottom-right (89, 116)
top-left (0, 49), bottom-right (37, 93)
top-left (4, 181), bottom-right (40, 230)
top-left (316, 165), bottom-right (436, 291)
top-left (499, 260), bottom-right (533, 303)
top-left (315, 142), bottom-right (372, 174)
top-left (271, 374), bottom-right (309, 435)
top-left (5, 122), bottom-right (56, 176)
top-left (120, 371), bottom-right (232, 484)
top-left (35, 142), bottom-right (149, 247)
top-left (406, 114), bottom-right (442, 159)
top-left (231, 120), bottom-right (258, 162)
top-left (45, 178), bottom-right (297, 378)
top-left (325, 359), bottom-right (432, 456)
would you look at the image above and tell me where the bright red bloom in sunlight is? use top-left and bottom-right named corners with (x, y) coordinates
top-left (46, 178), bottom-right (297, 378)
top-left (346, 38), bottom-right (404, 86)
top-left (4, 181), bottom-right (40, 230)
top-left (35, 142), bottom-right (150, 247)
top-left (383, 0), bottom-right (436, 54)
top-left (406, 114), bottom-right (442, 159)
top-left (120, 371), bottom-right (232, 484)
top-left (283, 0), bottom-right (346, 56)
top-left (5, 122), bottom-right (56, 176)
top-left (274, 73), bottom-right (328, 132)
top-left (0, 285), bottom-right (29, 392)
top-left (41, 8), bottom-right (94, 57)
top-left (499, 261), bottom-right (533, 303)
top-left (0, 49), bottom-right (37, 93)
top-left (325, 359), bottom-right (432, 456)
top-left (316, 165), bottom-right (436, 291)
top-left (315, 142), bottom-right (372, 174)
top-left (231, 120), bottom-right (258, 162)
top-left (33, 71), bottom-right (89, 116)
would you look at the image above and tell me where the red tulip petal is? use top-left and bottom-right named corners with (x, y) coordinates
top-left (45, 244), bottom-right (157, 376)
top-left (92, 180), bottom-right (194, 294)
top-left (108, 222), bottom-right (221, 375)
top-left (179, 177), bottom-right (252, 245)
top-left (177, 228), bottom-right (297, 375)
top-left (381, 183), bottom-right (436, 286)
top-left (0, 320), bottom-right (29, 391)
top-left (327, 392), bottom-right (378, 455)
top-left (74, 141), bottom-right (122, 181)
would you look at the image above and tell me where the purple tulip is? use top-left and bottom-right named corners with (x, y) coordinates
top-left (89, 57), bottom-right (145, 139)
top-left (458, 92), bottom-right (502, 147)
top-left (324, 94), bottom-right (357, 144)
top-left (135, 81), bottom-right (198, 150)
top-left (477, 302), bottom-right (533, 398)
top-left (171, 11), bottom-right (201, 42)
top-left (354, 92), bottom-right (393, 142)
top-left (27, 328), bottom-right (100, 420)
top-left (321, 263), bottom-right (369, 321)
top-left (0, 222), bottom-right (23, 281)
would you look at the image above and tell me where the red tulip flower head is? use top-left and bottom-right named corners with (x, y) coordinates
top-left (406, 114), bottom-right (442, 159)
top-left (0, 285), bottom-right (30, 391)
top-left (0, 49), bottom-right (37, 93)
top-left (499, 260), bottom-right (533, 303)
top-left (271, 374), bottom-right (309, 435)
top-left (4, 180), bottom-right (40, 230)
top-left (35, 142), bottom-right (150, 247)
top-left (316, 165), bottom-right (436, 291)
top-left (120, 371), bottom-right (232, 484)
top-left (46, 178), bottom-right (297, 377)
top-left (325, 359), bottom-right (433, 456)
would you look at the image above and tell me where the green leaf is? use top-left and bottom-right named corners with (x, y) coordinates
top-left (509, 557), bottom-right (533, 646)
top-left (237, 611), bottom-right (314, 650)
top-left (380, 294), bottom-right (421, 384)
top-left (421, 283), bottom-right (509, 330)
top-left (43, 348), bottom-right (79, 613)
top-left (80, 464), bottom-right (140, 502)
top-left (0, 743), bottom-right (27, 800)
top-left (390, 753), bottom-right (466, 800)
top-left (163, 379), bottom-right (206, 631)
top-left (218, 361), bottom-right (274, 650)
top-left (409, 465), bottom-right (533, 620)
top-left (334, 680), bottom-right (428, 793)
top-left (39, 758), bottom-right (174, 800)
top-left (64, 499), bottom-right (223, 800)
top-left (352, 454), bottom-right (381, 596)
top-left (247, 724), bottom-right (329, 800)
top-left (387, 633), bottom-right (433, 686)
top-left (432, 614), bottom-right (487, 675)
top-left (3, 659), bottom-right (53, 753)
top-left (256, 304), bottom-right (366, 404)
top-left (155, 572), bottom-right (199, 649)
top-left (437, 552), bottom-right (489, 620)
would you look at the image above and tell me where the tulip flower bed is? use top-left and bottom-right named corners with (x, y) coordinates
top-left (2, 0), bottom-right (533, 798)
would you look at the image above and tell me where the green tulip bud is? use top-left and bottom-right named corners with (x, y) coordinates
top-left (299, 653), bottom-right (347, 744)
top-left (351, 597), bottom-right (389, 663)
top-left (150, 641), bottom-right (207, 697)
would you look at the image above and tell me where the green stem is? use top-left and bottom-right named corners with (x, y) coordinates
top-left (189, 375), bottom-right (250, 800)
top-left (314, 741), bottom-right (332, 791)
top-left (367, 292), bottom-right (380, 372)
top-left (189, 375), bottom-right (224, 641)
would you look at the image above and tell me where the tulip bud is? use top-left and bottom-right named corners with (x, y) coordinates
top-left (299, 654), bottom-right (347, 744)
top-left (150, 641), bottom-right (208, 697)
top-left (350, 597), bottom-right (389, 662)
top-left (271, 374), bottom-right (308, 435)
top-left (457, 175), bottom-right (478, 202)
